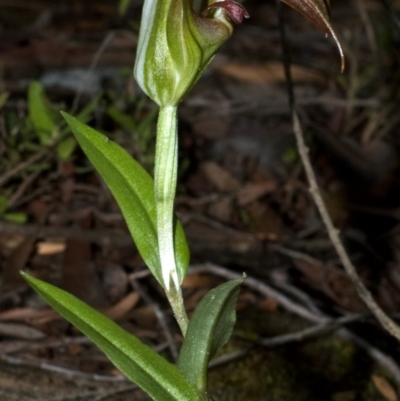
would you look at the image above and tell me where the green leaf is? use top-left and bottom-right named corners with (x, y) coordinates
top-left (4, 212), bottom-right (28, 224)
top-left (0, 92), bottom-right (9, 109)
top-left (118, 0), bottom-right (132, 15)
top-left (57, 137), bottom-right (77, 161)
top-left (61, 112), bottom-right (190, 286)
top-left (28, 81), bottom-right (60, 145)
top-left (178, 279), bottom-right (243, 393)
top-left (107, 105), bottom-right (137, 132)
top-left (75, 94), bottom-right (103, 124)
top-left (0, 196), bottom-right (8, 214)
top-left (22, 273), bottom-right (199, 401)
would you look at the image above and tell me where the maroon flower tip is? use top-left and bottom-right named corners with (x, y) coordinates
top-left (204, 1), bottom-right (250, 24)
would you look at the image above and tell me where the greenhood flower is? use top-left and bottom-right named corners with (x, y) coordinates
top-left (134, 0), bottom-right (249, 107)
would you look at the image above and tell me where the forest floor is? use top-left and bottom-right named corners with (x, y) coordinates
top-left (1, 0), bottom-right (400, 400)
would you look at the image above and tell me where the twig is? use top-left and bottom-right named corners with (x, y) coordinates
top-left (129, 279), bottom-right (179, 361)
top-left (0, 149), bottom-right (47, 187)
top-left (208, 348), bottom-right (249, 368)
top-left (0, 220), bottom-right (132, 247)
top-left (269, 264), bottom-right (324, 315)
top-left (380, 0), bottom-right (400, 31)
top-left (191, 263), bottom-right (400, 388)
top-left (277, 0), bottom-right (400, 342)
top-left (128, 269), bottom-right (152, 281)
top-left (259, 314), bottom-right (363, 346)
top-left (92, 385), bottom-right (139, 401)
top-left (291, 55), bottom-right (400, 342)
top-left (0, 353), bottom-right (127, 382)
top-left (8, 171), bottom-right (40, 208)
top-left (209, 313), bottom-right (368, 369)
top-left (2, 336), bottom-right (91, 355)
top-left (71, 31), bottom-right (116, 114)
top-left (339, 328), bottom-right (400, 388)
top-left (190, 263), bottom-right (324, 324)
top-left (354, 0), bottom-right (378, 54)
top-left (271, 264), bottom-right (400, 389)
top-left (47, 384), bottom-right (137, 401)
top-left (298, 96), bottom-right (379, 108)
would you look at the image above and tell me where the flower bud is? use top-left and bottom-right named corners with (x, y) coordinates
top-left (134, 0), bottom-right (248, 107)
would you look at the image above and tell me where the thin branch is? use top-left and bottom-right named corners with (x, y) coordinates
top-left (0, 220), bottom-right (132, 247)
top-left (0, 149), bottom-right (47, 187)
top-left (71, 31), bottom-right (116, 114)
top-left (190, 263), bottom-right (400, 389)
top-left (209, 313), bottom-right (368, 369)
top-left (48, 385), bottom-right (137, 401)
top-left (291, 64), bottom-right (400, 342)
top-left (380, 0), bottom-right (400, 31)
top-left (354, 0), bottom-right (378, 54)
top-left (0, 353), bottom-right (127, 382)
top-left (190, 263), bottom-right (324, 323)
top-left (92, 385), bottom-right (139, 401)
top-left (276, 1), bottom-right (400, 342)
top-left (128, 269), bottom-right (152, 281)
top-left (129, 279), bottom-right (179, 361)
top-left (8, 171), bottom-right (40, 208)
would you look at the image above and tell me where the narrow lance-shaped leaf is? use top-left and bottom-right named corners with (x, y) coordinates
top-left (22, 273), bottom-right (199, 401)
top-left (281, 0), bottom-right (344, 71)
top-left (61, 112), bottom-right (190, 286)
top-left (178, 279), bottom-right (243, 394)
top-left (28, 81), bottom-right (61, 145)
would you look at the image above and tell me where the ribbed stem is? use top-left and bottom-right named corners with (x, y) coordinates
top-left (154, 106), bottom-right (188, 335)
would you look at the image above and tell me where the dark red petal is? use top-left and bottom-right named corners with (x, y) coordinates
top-left (204, 1), bottom-right (250, 24)
top-left (280, 0), bottom-right (344, 71)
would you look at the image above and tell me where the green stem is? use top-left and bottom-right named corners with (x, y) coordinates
top-left (154, 106), bottom-right (188, 335)
top-left (166, 283), bottom-right (188, 337)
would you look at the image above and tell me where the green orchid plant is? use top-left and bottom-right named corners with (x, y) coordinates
top-left (22, 0), bottom-right (343, 400)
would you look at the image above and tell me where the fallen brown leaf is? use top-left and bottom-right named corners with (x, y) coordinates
top-left (207, 196), bottom-right (233, 223)
top-left (3, 236), bottom-right (37, 289)
top-left (237, 181), bottom-right (277, 207)
top-left (200, 161), bottom-right (240, 192)
top-left (213, 61), bottom-right (326, 84)
top-left (293, 258), bottom-right (367, 312)
top-left (62, 233), bottom-right (105, 308)
top-left (100, 291), bottom-right (140, 321)
top-left (181, 274), bottom-right (217, 289)
top-left (372, 375), bottom-right (398, 401)
top-left (237, 291), bottom-right (257, 310)
top-left (0, 322), bottom-right (46, 340)
top-left (257, 297), bottom-right (280, 312)
top-left (0, 307), bottom-right (57, 322)
top-left (36, 239), bottom-right (66, 255)
top-left (130, 305), bottom-right (157, 329)
top-left (185, 287), bottom-right (210, 312)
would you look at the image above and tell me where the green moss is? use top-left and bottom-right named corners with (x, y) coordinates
top-left (206, 309), bottom-right (394, 401)
top-left (298, 334), bottom-right (358, 383)
top-left (209, 349), bottom-right (312, 401)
